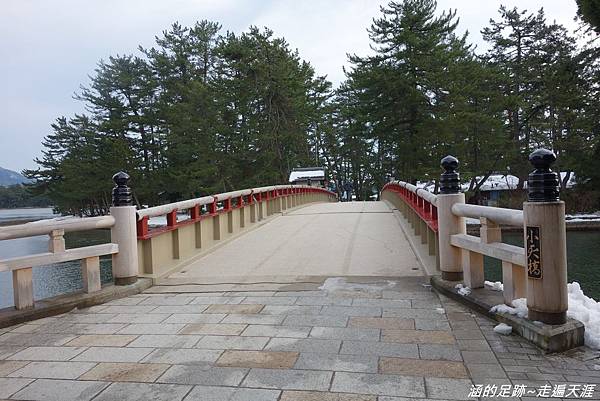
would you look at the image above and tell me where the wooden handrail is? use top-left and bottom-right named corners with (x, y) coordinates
top-left (451, 203), bottom-right (523, 227)
top-left (0, 216), bottom-right (115, 241)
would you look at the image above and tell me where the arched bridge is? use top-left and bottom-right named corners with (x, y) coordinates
top-left (0, 149), bottom-right (594, 401)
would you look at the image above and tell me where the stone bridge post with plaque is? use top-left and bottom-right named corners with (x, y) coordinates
top-left (523, 149), bottom-right (568, 325)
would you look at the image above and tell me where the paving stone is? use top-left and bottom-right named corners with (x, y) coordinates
top-left (242, 368), bottom-right (332, 391)
top-left (72, 347), bottom-right (154, 363)
top-left (310, 327), bottom-right (380, 341)
top-left (456, 339), bottom-right (491, 351)
top-left (0, 346), bottom-right (22, 360)
top-left (294, 352), bottom-right (378, 373)
top-left (65, 334), bottom-right (138, 347)
top-left (8, 361), bottom-right (96, 379)
top-left (141, 348), bottom-right (222, 365)
top-left (196, 335), bottom-right (269, 350)
top-left (461, 350), bottom-right (498, 364)
top-left (0, 360), bottom-right (28, 376)
top-left (222, 314), bottom-right (285, 325)
top-left (418, 344), bottom-right (462, 361)
top-left (274, 291), bottom-right (324, 297)
top-left (340, 341), bottom-right (418, 358)
top-left (80, 362), bottom-right (170, 382)
top-left (262, 305), bottom-right (323, 315)
top-left (242, 296), bottom-right (298, 305)
top-left (466, 362), bottom-right (508, 379)
top-left (61, 314), bottom-right (118, 323)
top-left (348, 317), bottom-right (414, 330)
top-left (321, 306), bottom-right (382, 317)
top-left (424, 377), bottom-right (473, 400)
top-left (283, 315), bottom-right (348, 327)
top-left (295, 297), bottom-right (353, 306)
top-left (8, 346), bottom-right (86, 361)
top-left (382, 330), bottom-right (455, 345)
top-left (0, 377), bottom-right (33, 398)
top-left (190, 296), bottom-right (245, 305)
top-left (106, 314), bottom-right (171, 324)
top-left (49, 323), bottom-right (128, 335)
top-left (184, 385), bottom-right (280, 401)
top-left (414, 319), bottom-right (451, 331)
top-left (204, 304), bottom-right (264, 314)
top-left (383, 308), bottom-right (445, 319)
top-left (117, 323), bottom-right (186, 335)
top-left (11, 378), bottom-right (108, 401)
top-left (216, 350), bottom-right (299, 369)
top-left (265, 338), bottom-right (342, 354)
top-left (379, 357), bottom-right (468, 378)
top-left (127, 334), bottom-right (201, 348)
top-left (330, 371), bottom-right (425, 397)
top-left (0, 333), bottom-right (76, 346)
top-left (179, 323), bottom-right (247, 335)
top-left (93, 382), bottom-right (191, 401)
top-left (449, 329), bottom-right (485, 339)
top-left (149, 305), bottom-right (210, 314)
top-left (101, 305), bottom-right (157, 314)
top-left (241, 325), bottom-right (311, 338)
top-left (104, 297), bottom-right (146, 306)
top-left (139, 296), bottom-right (195, 305)
top-left (280, 390), bottom-right (376, 401)
top-left (158, 365), bottom-right (248, 386)
top-left (229, 291), bottom-right (276, 297)
top-left (382, 290), bottom-right (437, 300)
top-left (410, 299), bottom-right (442, 309)
top-left (162, 313), bottom-right (226, 324)
top-left (352, 299), bottom-right (411, 308)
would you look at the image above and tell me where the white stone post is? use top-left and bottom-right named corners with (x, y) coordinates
top-left (110, 172), bottom-right (139, 285)
top-left (437, 156), bottom-right (466, 281)
top-left (523, 149), bottom-right (568, 325)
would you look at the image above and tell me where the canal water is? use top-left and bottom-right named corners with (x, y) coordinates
top-left (0, 208), bottom-right (599, 308)
top-left (0, 208), bottom-right (113, 308)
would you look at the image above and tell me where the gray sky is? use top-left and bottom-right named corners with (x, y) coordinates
top-left (0, 0), bottom-right (578, 173)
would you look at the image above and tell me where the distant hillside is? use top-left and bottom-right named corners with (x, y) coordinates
top-left (0, 167), bottom-right (32, 187)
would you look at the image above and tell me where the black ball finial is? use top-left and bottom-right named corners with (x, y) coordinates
top-left (112, 171), bottom-right (133, 206)
top-left (527, 148), bottom-right (560, 202)
top-left (440, 155), bottom-right (460, 194)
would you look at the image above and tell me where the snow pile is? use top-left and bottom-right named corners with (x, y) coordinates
top-left (493, 323), bottom-right (513, 335)
top-left (565, 213), bottom-right (600, 223)
top-left (318, 277), bottom-right (395, 295)
top-left (485, 281), bottom-right (504, 291)
top-left (490, 298), bottom-right (528, 318)
top-left (455, 283), bottom-right (471, 296)
top-left (566, 282), bottom-right (600, 350)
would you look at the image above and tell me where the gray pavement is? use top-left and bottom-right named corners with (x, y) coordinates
top-left (0, 277), bottom-right (599, 400)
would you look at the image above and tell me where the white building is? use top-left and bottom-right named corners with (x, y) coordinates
top-left (289, 167), bottom-right (326, 187)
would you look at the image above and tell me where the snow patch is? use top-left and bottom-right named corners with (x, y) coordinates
top-left (490, 298), bottom-right (528, 318)
top-left (318, 277), bottom-right (395, 294)
top-left (493, 323), bottom-right (513, 335)
top-left (566, 282), bottom-right (600, 350)
top-left (455, 283), bottom-right (471, 296)
top-left (485, 281), bottom-right (504, 291)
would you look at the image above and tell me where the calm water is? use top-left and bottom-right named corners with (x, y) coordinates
top-left (0, 208), bottom-right (113, 308)
top-left (1, 209), bottom-right (599, 308)
top-left (484, 231), bottom-right (600, 300)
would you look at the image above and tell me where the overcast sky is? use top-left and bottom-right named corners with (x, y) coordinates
top-left (0, 0), bottom-right (579, 173)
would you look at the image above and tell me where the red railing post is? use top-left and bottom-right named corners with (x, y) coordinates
top-left (190, 205), bottom-right (200, 220)
top-left (167, 210), bottom-right (177, 227)
top-left (209, 197), bottom-right (218, 215)
top-left (137, 216), bottom-right (149, 238)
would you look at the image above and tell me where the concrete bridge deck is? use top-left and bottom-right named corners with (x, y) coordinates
top-left (162, 202), bottom-right (422, 286)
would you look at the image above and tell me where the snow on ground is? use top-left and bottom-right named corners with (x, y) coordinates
top-left (485, 281), bottom-right (504, 291)
top-left (455, 283), bottom-right (471, 296)
top-left (490, 298), bottom-right (528, 318)
top-left (493, 323), bottom-right (513, 335)
top-left (319, 277), bottom-right (396, 295)
top-left (566, 282), bottom-right (600, 350)
top-left (488, 281), bottom-right (600, 349)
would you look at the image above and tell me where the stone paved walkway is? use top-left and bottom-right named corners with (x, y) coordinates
top-left (0, 277), bottom-right (599, 400)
